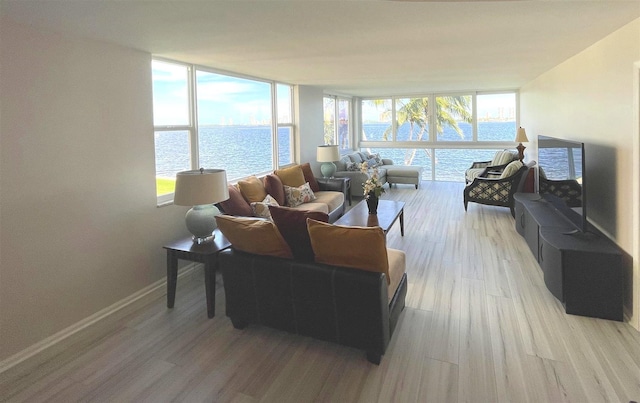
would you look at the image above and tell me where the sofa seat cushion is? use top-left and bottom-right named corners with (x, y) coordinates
top-left (312, 191), bottom-right (344, 214)
top-left (288, 201), bottom-right (329, 215)
top-left (387, 248), bottom-right (406, 302)
top-left (215, 215), bottom-right (293, 259)
top-left (307, 219), bottom-right (390, 284)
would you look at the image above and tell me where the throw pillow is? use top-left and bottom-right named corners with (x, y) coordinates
top-left (366, 157), bottom-right (379, 168)
top-left (346, 162), bottom-right (362, 172)
top-left (264, 174), bottom-right (286, 206)
top-left (215, 214), bottom-right (293, 259)
top-left (274, 165), bottom-right (306, 187)
top-left (299, 162), bottom-right (320, 192)
top-left (218, 184), bottom-right (254, 217)
top-left (237, 176), bottom-right (267, 203)
top-left (307, 219), bottom-right (390, 284)
top-left (269, 206), bottom-right (329, 261)
top-left (500, 160), bottom-right (524, 179)
top-left (250, 194), bottom-right (280, 220)
top-left (284, 182), bottom-right (316, 207)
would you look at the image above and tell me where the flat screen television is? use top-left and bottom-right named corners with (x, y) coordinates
top-left (537, 135), bottom-right (587, 233)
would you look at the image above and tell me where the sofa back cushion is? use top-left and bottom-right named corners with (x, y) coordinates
top-left (264, 174), bottom-right (286, 205)
top-left (491, 150), bottom-right (517, 166)
top-left (500, 160), bottom-right (524, 179)
top-left (215, 215), bottom-right (293, 259)
top-left (307, 219), bottom-right (390, 284)
top-left (218, 184), bottom-right (254, 217)
top-left (274, 165), bottom-right (306, 187)
top-left (336, 156), bottom-right (350, 172)
top-left (349, 153), bottom-right (364, 163)
top-left (299, 163), bottom-right (320, 192)
top-left (269, 206), bottom-right (329, 261)
top-left (237, 175), bottom-right (268, 203)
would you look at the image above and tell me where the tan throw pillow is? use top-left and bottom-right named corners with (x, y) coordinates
top-left (250, 194), bottom-right (280, 220)
top-left (307, 219), bottom-right (390, 284)
top-left (215, 215), bottom-right (293, 259)
top-left (237, 176), bottom-right (267, 203)
top-left (274, 165), bottom-right (306, 187)
top-left (500, 160), bottom-right (523, 179)
top-left (284, 182), bottom-right (316, 207)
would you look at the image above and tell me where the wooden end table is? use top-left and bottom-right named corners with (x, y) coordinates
top-left (163, 229), bottom-right (231, 318)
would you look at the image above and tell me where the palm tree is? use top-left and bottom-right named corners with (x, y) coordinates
top-left (365, 96), bottom-right (472, 165)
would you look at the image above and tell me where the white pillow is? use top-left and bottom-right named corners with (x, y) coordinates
top-left (250, 194), bottom-right (279, 219)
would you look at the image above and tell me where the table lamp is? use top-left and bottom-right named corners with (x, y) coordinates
top-left (174, 168), bottom-right (229, 244)
top-left (515, 127), bottom-right (529, 161)
top-left (317, 145), bottom-right (340, 178)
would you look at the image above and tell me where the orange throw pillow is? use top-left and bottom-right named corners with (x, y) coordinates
top-left (307, 219), bottom-right (389, 284)
top-left (274, 165), bottom-right (305, 187)
top-left (237, 176), bottom-right (267, 203)
top-left (215, 215), bottom-right (293, 259)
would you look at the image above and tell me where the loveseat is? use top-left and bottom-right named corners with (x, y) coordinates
top-left (217, 163), bottom-right (346, 223)
top-left (215, 214), bottom-right (407, 364)
top-left (334, 151), bottom-right (422, 198)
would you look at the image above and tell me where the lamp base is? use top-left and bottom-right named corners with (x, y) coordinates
top-left (320, 162), bottom-right (337, 178)
top-left (517, 143), bottom-right (526, 161)
top-left (185, 204), bottom-right (219, 244)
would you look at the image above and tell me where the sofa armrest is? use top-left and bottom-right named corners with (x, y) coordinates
top-left (381, 158), bottom-right (394, 165)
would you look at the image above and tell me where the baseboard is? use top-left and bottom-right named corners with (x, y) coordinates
top-left (0, 263), bottom-right (201, 374)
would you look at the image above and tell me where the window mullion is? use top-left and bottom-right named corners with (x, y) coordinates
top-left (188, 66), bottom-right (199, 169)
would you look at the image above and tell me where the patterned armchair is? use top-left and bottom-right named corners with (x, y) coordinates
top-left (465, 150), bottom-right (519, 184)
top-left (463, 161), bottom-right (535, 217)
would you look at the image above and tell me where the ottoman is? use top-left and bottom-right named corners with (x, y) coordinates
top-left (386, 166), bottom-right (422, 189)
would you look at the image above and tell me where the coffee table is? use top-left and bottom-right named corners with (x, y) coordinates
top-left (334, 199), bottom-right (405, 236)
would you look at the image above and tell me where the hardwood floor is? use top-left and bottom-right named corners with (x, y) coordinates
top-left (1, 181), bottom-right (639, 402)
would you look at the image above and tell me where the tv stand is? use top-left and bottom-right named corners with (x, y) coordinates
top-left (514, 193), bottom-right (623, 321)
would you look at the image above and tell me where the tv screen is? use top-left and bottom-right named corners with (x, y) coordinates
top-left (537, 135), bottom-right (587, 232)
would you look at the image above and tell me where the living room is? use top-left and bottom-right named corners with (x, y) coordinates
top-left (1, 1), bottom-right (640, 401)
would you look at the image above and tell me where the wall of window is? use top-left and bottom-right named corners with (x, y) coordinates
top-left (323, 95), bottom-right (351, 153)
top-left (360, 92), bottom-right (518, 181)
top-left (152, 59), bottom-right (295, 204)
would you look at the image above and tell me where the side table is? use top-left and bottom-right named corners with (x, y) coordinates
top-left (163, 229), bottom-right (231, 318)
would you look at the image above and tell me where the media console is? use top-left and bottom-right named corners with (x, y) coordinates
top-left (513, 193), bottom-right (623, 321)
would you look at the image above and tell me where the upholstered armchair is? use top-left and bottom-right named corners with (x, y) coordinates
top-left (463, 160), bottom-right (535, 217)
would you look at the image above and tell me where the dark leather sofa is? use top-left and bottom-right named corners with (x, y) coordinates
top-left (219, 248), bottom-right (407, 364)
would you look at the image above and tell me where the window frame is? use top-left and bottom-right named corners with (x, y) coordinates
top-left (152, 58), bottom-right (295, 205)
top-left (324, 94), bottom-right (353, 153)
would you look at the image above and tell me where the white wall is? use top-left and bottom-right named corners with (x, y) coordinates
top-left (295, 85), bottom-right (325, 175)
top-left (520, 18), bottom-right (640, 329)
top-left (0, 19), bottom-right (190, 362)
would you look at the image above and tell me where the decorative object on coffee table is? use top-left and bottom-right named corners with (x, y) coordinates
top-left (317, 145), bottom-right (340, 178)
top-left (515, 127), bottom-right (529, 161)
top-left (361, 161), bottom-right (385, 214)
top-left (174, 168), bottom-right (229, 244)
top-left (366, 192), bottom-right (379, 214)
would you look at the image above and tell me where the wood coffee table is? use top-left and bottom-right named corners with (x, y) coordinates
top-left (334, 199), bottom-right (405, 236)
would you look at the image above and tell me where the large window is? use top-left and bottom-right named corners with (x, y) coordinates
top-left (152, 59), bottom-right (295, 204)
top-left (323, 95), bottom-right (352, 152)
top-left (360, 91), bottom-right (519, 181)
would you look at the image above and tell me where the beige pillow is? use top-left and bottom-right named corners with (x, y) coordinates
top-left (237, 176), bottom-right (267, 203)
top-left (274, 165), bottom-right (306, 187)
top-left (307, 219), bottom-right (390, 284)
top-left (215, 215), bottom-right (293, 259)
top-left (500, 160), bottom-right (523, 179)
top-left (284, 182), bottom-right (316, 207)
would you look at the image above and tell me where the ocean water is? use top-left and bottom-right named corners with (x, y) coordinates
top-left (155, 121), bottom-right (517, 182)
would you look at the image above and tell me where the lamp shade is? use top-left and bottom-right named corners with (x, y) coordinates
top-left (174, 168), bottom-right (229, 206)
top-left (515, 127), bottom-right (529, 143)
top-left (317, 145), bottom-right (340, 162)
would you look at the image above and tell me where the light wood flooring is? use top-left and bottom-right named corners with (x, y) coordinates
top-left (1, 181), bottom-right (640, 402)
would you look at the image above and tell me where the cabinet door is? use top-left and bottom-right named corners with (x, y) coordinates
top-left (523, 212), bottom-right (539, 261)
top-left (539, 238), bottom-right (563, 302)
top-left (514, 200), bottom-right (526, 236)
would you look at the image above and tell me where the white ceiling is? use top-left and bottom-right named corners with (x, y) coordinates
top-left (2, 0), bottom-right (639, 96)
